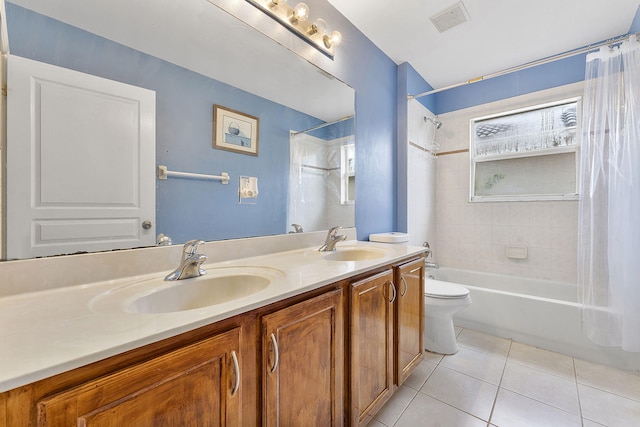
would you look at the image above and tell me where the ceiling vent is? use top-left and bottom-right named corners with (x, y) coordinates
top-left (430, 1), bottom-right (470, 33)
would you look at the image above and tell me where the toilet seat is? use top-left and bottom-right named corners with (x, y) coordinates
top-left (425, 280), bottom-right (470, 299)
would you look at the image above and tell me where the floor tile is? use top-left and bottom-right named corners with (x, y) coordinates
top-left (440, 346), bottom-right (507, 385)
top-left (582, 420), bottom-right (606, 427)
top-left (579, 383), bottom-right (640, 427)
top-left (422, 350), bottom-right (444, 364)
top-left (574, 358), bottom-right (640, 402)
top-left (394, 392), bottom-right (486, 427)
top-left (500, 361), bottom-right (580, 415)
top-left (420, 365), bottom-right (498, 421)
top-left (377, 328), bottom-right (639, 427)
top-left (457, 329), bottom-right (512, 358)
top-left (403, 360), bottom-right (437, 391)
top-left (367, 419), bottom-right (387, 427)
top-left (507, 341), bottom-right (575, 380)
top-left (373, 386), bottom-right (417, 427)
top-left (490, 388), bottom-right (582, 427)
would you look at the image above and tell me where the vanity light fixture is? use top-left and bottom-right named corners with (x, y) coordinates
top-left (245, 0), bottom-right (342, 59)
top-left (290, 2), bottom-right (309, 24)
top-left (324, 30), bottom-right (342, 49)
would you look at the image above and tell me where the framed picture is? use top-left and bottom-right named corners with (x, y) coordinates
top-left (213, 105), bottom-right (259, 156)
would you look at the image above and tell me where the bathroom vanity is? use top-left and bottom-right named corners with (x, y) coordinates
top-left (0, 238), bottom-right (425, 426)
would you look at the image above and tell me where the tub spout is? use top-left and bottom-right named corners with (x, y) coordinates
top-left (425, 261), bottom-right (439, 269)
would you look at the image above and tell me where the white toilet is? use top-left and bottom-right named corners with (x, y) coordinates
top-left (424, 278), bottom-right (471, 354)
top-left (368, 233), bottom-right (472, 354)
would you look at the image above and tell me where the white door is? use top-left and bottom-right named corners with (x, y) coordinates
top-left (6, 55), bottom-right (156, 259)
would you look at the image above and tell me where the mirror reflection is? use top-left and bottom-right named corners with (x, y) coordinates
top-left (2, 0), bottom-right (355, 260)
top-left (288, 116), bottom-right (355, 234)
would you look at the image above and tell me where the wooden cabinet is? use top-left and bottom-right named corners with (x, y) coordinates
top-left (262, 288), bottom-right (344, 426)
top-left (395, 258), bottom-right (425, 385)
top-left (37, 327), bottom-right (243, 427)
top-left (3, 254), bottom-right (425, 427)
top-left (349, 270), bottom-right (395, 427)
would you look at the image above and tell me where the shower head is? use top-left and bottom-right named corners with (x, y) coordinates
top-left (424, 117), bottom-right (443, 129)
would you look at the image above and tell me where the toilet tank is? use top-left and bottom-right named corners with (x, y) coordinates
top-left (369, 232), bottom-right (410, 245)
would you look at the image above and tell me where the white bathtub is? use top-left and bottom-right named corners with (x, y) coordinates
top-left (431, 267), bottom-right (640, 373)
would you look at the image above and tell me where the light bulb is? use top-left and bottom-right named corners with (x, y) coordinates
top-left (308, 18), bottom-right (327, 35)
top-left (290, 2), bottom-right (309, 23)
top-left (323, 30), bottom-right (342, 48)
top-left (329, 30), bottom-right (342, 46)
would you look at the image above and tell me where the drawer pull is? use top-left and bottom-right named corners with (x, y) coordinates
top-left (269, 333), bottom-right (279, 373)
top-left (230, 350), bottom-right (240, 396)
top-left (401, 276), bottom-right (408, 297)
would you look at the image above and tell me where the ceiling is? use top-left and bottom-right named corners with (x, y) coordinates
top-left (327, 0), bottom-right (640, 90)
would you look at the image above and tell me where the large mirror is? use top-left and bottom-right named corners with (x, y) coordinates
top-left (2, 0), bottom-right (355, 260)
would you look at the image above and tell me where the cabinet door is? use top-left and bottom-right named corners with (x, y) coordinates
top-left (37, 328), bottom-right (242, 427)
top-left (262, 289), bottom-right (344, 427)
top-left (395, 258), bottom-right (425, 385)
top-left (350, 270), bottom-right (395, 427)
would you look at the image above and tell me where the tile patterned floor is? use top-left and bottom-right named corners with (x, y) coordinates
top-left (369, 328), bottom-right (640, 427)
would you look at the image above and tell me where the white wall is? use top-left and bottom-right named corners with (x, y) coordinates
top-left (327, 136), bottom-right (356, 229)
top-left (288, 134), bottom-right (354, 233)
top-left (432, 83), bottom-right (583, 283)
top-left (407, 100), bottom-right (437, 248)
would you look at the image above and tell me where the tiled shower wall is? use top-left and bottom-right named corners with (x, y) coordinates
top-left (407, 99), bottom-right (437, 248)
top-left (432, 83), bottom-right (583, 283)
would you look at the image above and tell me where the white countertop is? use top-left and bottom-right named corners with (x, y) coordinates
top-left (0, 241), bottom-right (425, 392)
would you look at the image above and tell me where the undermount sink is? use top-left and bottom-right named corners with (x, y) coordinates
top-left (323, 248), bottom-right (387, 262)
top-left (90, 267), bottom-right (283, 314)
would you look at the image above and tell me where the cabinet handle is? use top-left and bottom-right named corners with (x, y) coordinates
top-left (230, 350), bottom-right (240, 396)
top-left (401, 276), bottom-right (408, 297)
top-left (269, 333), bottom-right (279, 373)
top-left (389, 281), bottom-right (397, 303)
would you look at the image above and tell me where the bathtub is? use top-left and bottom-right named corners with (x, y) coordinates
top-left (430, 267), bottom-right (639, 373)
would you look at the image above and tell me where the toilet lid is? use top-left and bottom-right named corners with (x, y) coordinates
top-left (425, 280), bottom-right (470, 298)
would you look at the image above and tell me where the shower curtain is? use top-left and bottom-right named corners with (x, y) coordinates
top-left (578, 35), bottom-right (640, 352)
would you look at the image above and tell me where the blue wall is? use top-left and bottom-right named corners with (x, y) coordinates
top-left (433, 54), bottom-right (586, 115)
top-left (301, 0), bottom-right (400, 239)
top-left (340, 39), bottom-right (398, 240)
top-left (631, 4), bottom-right (640, 33)
top-left (7, 4), bottom-right (325, 244)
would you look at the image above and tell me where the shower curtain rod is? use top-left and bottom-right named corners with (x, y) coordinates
top-left (408, 32), bottom-right (639, 100)
top-left (291, 115), bottom-right (354, 136)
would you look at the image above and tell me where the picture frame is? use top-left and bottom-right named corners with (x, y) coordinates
top-left (213, 104), bottom-right (259, 156)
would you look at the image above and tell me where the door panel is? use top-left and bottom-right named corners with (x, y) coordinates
top-left (6, 54), bottom-right (156, 258)
top-left (262, 289), bottom-right (344, 427)
top-left (350, 270), bottom-right (394, 426)
top-left (396, 259), bottom-right (425, 385)
top-left (37, 328), bottom-right (241, 427)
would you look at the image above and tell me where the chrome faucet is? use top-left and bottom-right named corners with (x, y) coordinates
top-left (423, 242), bottom-right (432, 258)
top-left (289, 223), bottom-right (304, 233)
top-left (319, 226), bottom-right (347, 252)
top-left (422, 242), bottom-right (439, 269)
top-left (165, 240), bottom-right (208, 281)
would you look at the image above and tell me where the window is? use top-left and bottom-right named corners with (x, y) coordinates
top-left (470, 98), bottom-right (580, 202)
top-left (341, 144), bottom-right (355, 204)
